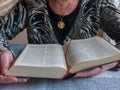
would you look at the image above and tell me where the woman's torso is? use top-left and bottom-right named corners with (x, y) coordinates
top-left (27, 0), bottom-right (100, 44)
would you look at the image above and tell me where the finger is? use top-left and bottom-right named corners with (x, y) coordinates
top-left (0, 75), bottom-right (17, 83)
top-left (0, 75), bottom-right (28, 83)
top-left (75, 67), bottom-right (103, 78)
top-left (101, 62), bottom-right (119, 71)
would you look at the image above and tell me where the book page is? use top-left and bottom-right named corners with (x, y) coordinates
top-left (66, 37), bottom-right (120, 67)
top-left (7, 44), bottom-right (68, 78)
top-left (15, 44), bottom-right (67, 69)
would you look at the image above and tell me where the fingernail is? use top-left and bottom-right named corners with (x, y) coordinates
top-left (23, 79), bottom-right (28, 82)
top-left (19, 79), bottom-right (28, 83)
top-left (13, 78), bottom-right (18, 82)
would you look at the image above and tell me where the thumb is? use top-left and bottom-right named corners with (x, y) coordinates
top-left (0, 51), bottom-right (13, 74)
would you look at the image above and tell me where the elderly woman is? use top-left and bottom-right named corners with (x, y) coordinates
top-left (0, 0), bottom-right (120, 83)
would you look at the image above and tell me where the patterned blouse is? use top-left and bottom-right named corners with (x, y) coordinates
top-left (0, 0), bottom-right (120, 52)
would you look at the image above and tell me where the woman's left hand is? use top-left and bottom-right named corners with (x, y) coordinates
top-left (75, 61), bottom-right (119, 78)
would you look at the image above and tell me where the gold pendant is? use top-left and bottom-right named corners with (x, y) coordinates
top-left (57, 21), bottom-right (65, 29)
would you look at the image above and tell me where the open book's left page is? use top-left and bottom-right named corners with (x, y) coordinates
top-left (7, 44), bottom-right (67, 79)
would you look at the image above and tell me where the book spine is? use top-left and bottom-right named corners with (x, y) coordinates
top-left (62, 72), bottom-right (75, 79)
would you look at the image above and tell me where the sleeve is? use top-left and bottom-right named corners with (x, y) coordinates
top-left (0, 0), bottom-right (27, 56)
top-left (100, 0), bottom-right (120, 43)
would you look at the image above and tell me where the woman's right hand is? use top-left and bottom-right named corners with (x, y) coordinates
top-left (0, 50), bottom-right (28, 83)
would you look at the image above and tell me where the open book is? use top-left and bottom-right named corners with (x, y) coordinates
top-left (6, 36), bottom-right (120, 79)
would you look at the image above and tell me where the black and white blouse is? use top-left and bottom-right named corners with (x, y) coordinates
top-left (0, 0), bottom-right (120, 51)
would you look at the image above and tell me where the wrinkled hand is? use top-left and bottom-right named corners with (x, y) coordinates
top-left (0, 50), bottom-right (28, 83)
top-left (75, 61), bottom-right (119, 78)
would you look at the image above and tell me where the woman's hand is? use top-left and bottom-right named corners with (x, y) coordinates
top-left (0, 50), bottom-right (28, 83)
top-left (75, 61), bottom-right (119, 78)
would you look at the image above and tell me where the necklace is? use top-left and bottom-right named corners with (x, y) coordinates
top-left (57, 16), bottom-right (65, 29)
top-left (56, 1), bottom-right (71, 29)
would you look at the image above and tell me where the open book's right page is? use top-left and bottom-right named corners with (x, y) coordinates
top-left (64, 36), bottom-right (120, 73)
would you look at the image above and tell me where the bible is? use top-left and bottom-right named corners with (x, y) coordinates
top-left (6, 36), bottom-right (120, 79)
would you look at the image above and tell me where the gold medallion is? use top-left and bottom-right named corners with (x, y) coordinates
top-left (57, 21), bottom-right (65, 29)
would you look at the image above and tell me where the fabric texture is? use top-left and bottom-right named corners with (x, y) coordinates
top-left (0, 0), bottom-right (26, 50)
